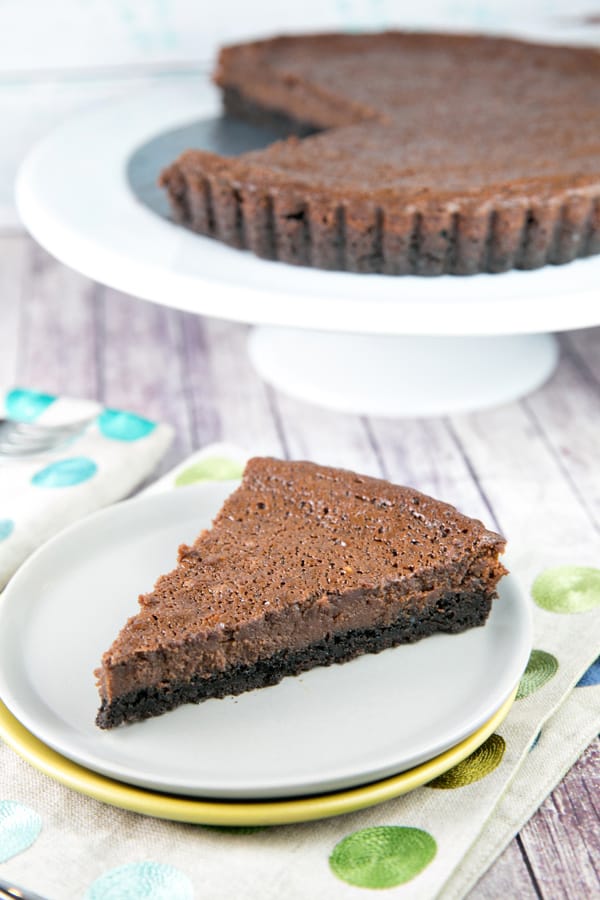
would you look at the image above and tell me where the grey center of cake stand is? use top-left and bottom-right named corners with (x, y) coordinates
top-left (126, 117), bottom-right (558, 418)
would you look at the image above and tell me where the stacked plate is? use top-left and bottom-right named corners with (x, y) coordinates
top-left (0, 485), bottom-right (531, 826)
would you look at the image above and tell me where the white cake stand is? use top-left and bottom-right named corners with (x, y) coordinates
top-left (16, 81), bottom-right (600, 417)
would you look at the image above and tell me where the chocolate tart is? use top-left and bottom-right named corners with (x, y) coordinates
top-left (160, 32), bottom-right (600, 275)
top-left (95, 458), bottom-right (507, 728)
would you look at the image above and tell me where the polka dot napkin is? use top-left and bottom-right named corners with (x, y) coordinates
top-left (0, 444), bottom-right (599, 899)
top-left (0, 387), bottom-right (172, 590)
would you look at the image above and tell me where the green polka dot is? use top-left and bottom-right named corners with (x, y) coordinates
top-left (532, 566), bottom-right (600, 614)
top-left (0, 519), bottom-right (14, 542)
top-left (175, 456), bottom-right (244, 486)
top-left (0, 800), bottom-right (42, 863)
top-left (98, 410), bottom-right (156, 442)
top-left (516, 649), bottom-right (559, 700)
top-left (329, 826), bottom-right (436, 889)
top-left (85, 862), bottom-right (193, 900)
top-left (5, 388), bottom-right (55, 422)
top-left (31, 457), bottom-right (97, 488)
top-left (427, 734), bottom-right (505, 789)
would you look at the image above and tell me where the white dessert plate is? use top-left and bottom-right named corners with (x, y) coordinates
top-left (0, 690), bottom-right (516, 826)
top-left (0, 483), bottom-right (531, 800)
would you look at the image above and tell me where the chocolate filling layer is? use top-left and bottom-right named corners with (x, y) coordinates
top-left (97, 586), bottom-right (493, 728)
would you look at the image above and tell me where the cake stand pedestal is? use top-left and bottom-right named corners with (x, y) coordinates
top-left (248, 329), bottom-right (558, 418)
top-left (15, 81), bottom-right (599, 418)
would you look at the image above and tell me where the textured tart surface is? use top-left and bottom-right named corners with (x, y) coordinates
top-left (95, 458), bottom-right (506, 728)
top-left (160, 32), bottom-right (600, 275)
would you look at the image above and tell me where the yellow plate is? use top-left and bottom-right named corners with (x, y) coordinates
top-left (0, 688), bottom-right (516, 826)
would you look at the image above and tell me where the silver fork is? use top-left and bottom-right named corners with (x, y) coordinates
top-left (0, 416), bottom-right (94, 458)
top-left (0, 878), bottom-right (50, 900)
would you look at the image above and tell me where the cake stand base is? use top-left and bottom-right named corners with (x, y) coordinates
top-left (248, 329), bottom-right (559, 418)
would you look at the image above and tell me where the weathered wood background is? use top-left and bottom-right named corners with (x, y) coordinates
top-left (0, 233), bottom-right (598, 897)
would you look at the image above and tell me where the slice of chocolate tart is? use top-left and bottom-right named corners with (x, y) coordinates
top-left (95, 458), bottom-right (507, 728)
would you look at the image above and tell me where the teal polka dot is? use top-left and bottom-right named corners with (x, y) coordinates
top-left (0, 519), bottom-right (14, 541)
top-left (31, 457), bottom-right (97, 488)
top-left (98, 410), bottom-right (156, 442)
top-left (85, 862), bottom-right (193, 900)
top-left (0, 800), bottom-right (42, 863)
top-left (5, 388), bottom-right (56, 422)
top-left (530, 731), bottom-right (542, 751)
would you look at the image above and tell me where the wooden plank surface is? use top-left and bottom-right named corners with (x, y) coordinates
top-left (517, 739), bottom-right (600, 899)
top-left (0, 234), bottom-right (598, 899)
